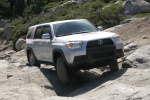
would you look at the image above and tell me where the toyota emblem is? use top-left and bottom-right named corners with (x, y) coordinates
top-left (98, 40), bottom-right (103, 45)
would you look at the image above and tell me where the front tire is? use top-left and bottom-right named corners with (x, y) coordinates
top-left (28, 51), bottom-right (40, 67)
top-left (109, 59), bottom-right (119, 71)
top-left (56, 56), bottom-right (70, 83)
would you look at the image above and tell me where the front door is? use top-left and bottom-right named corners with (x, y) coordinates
top-left (32, 26), bottom-right (43, 60)
top-left (40, 25), bottom-right (53, 62)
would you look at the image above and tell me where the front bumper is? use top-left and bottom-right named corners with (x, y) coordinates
top-left (68, 45), bottom-right (124, 69)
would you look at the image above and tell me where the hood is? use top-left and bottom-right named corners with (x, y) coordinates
top-left (55, 31), bottom-right (116, 42)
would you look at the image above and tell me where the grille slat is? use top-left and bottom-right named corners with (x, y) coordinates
top-left (92, 51), bottom-right (113, 59)
top-left (86, 38), bottom-right (114, 48)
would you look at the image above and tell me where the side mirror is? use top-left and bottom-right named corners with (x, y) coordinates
top-left (42, 33), bottom-right (50, 39)
top-left (97, 26), bottom-right (103, 31)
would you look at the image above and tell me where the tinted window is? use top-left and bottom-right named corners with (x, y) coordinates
top-left (27, 27), bottom-right (33, 39)
top-left (34, 26), bottom-right (42, 39)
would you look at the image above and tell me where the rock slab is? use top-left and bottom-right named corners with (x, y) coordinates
top-left (123, 0), bottom-right (150, 15)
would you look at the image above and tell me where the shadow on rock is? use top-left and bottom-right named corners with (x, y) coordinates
top-left (69, 68), bottom-right (128, 96)
top-left (40, 66), bottom-right (127, 97)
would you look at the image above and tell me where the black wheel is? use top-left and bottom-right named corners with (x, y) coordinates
top-left (28, 51), bottom-right (40, 67)
top-left (109, 59), bottom-right (119, 71)
top-left (56, 56), bottom-right (70, 83)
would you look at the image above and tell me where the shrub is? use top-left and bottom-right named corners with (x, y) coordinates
top-left (98, 2), bottom-right (123, 28)
top-left (0, 29), bottom-right (4, 37)
top-left (134, 13), bottom-right (150, 18)
top-left (0, 0), bottom-right (12, 16)
top-left (10, 0), bottom-right (125, 45)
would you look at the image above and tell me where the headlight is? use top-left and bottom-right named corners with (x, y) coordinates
top-left (66, 41), bottom-right (83, 49)
top-left (113, 35), bottom-right (121, 43)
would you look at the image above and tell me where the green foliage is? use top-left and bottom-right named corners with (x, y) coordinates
top-left (34, 0), bottom-right (45, 14)
top-left (0, 0), bottom-right (67, 17)
top-left (1, 0), bottom-right (150, 47)
top-left (0, 29), bottom-right (4, 37)
top-left (43, 0), bottom-right (67, 11)
top-left (134, 13), bottom-right (150, 18)
top-left (0, 0), bottom-right (12, 16)
top-left (10, 0), bottom-right (125, 43)
top-left (12, 23), bottom-right (29, 43)
top-left (10, 17), bottom-right (24, 26)
top-left (98, 2), bottom-right (123, 28)
top-left (14, 0), bottom-right (25, 16)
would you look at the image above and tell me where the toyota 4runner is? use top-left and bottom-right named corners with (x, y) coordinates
top-left (25, 19), bottom-right (124, 83)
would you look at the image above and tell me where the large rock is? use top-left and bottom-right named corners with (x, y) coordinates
top-left (11, 49), bottom-right (27, 64)
top-left (122, 60), bottom-right (134, 68)
top-left (126, 45), bottom-right (150, 69)
top-left (18, 84), bottom-right (45, 100)
top-left (69, 68), bottom-right (150, 100)
top-left (124, 43), bottom-right (138, 52)
top-left (0, 60), bottom-right (9, 69)
top-left (123, 0), bottom-right (150, 15)
top-left (15, 36), bottom-right (26, 51)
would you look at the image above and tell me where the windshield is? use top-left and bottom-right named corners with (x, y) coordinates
top-left (53, 20), bottom-right (98, 37)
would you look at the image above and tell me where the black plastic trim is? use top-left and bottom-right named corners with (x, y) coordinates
top-left (26, 47), bottom-right (39, 64)
top-left (52, 49), bottom-right (70, 66)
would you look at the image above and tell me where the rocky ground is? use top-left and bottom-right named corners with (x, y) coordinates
top-left (0, 17), bottom-right (150, 100)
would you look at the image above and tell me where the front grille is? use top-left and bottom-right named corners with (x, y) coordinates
top-left (92, 51), bottom-right (113, 59)
top-left (86, 38), bottom-right (114, 48)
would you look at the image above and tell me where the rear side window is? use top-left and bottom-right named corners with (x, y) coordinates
top-left (34, 26), bottom-right (43, 39)
top-left (27, 27), bottom-right (33, 39)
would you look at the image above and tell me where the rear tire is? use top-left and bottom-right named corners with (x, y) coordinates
top-left (56, 56), bottom-right (70, 83)
top-left (28, 51), bottom-right (40, 67)
top-left (109, 59), bottom-right (119, 71)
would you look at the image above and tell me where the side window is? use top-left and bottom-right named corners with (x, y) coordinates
top-left (34, 26), bottom-right (43, 39)
top-left (42, 25), bottom-right (52, 39)
top-left (43, 26), bottom-right (51, 34)
top-left (27, 27), bottom-right (33, 39)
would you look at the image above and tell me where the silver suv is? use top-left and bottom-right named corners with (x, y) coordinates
top-left (25, 19), bottom-right (124, 83)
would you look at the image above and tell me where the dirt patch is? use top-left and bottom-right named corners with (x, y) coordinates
top-left (105, 17), bottom-right (150, 47)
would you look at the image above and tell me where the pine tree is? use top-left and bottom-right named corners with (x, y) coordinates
top-left (14, 0), bottom-right (25, 16)
top-left (27, 0), bottom-right (31, 6)
top-left (34, 0), bottom-right (45, 14)
top-left (10, 0), bottom-right (14, 9)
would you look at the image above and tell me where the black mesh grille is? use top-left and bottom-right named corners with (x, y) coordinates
top-left (86, 38), bottom-right (114, 48)
top-left (117, 49), bottom-right (123, 53)
top-left (92, 51), bottom-right (113, 59)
